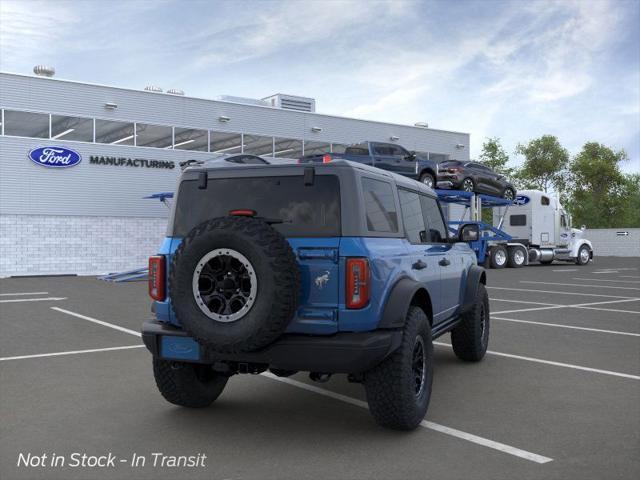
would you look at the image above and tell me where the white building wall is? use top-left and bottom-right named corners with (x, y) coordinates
top-left (586, 228), bottom-right (640, 258)
top-left (0, 215), bottom-right (167, 276)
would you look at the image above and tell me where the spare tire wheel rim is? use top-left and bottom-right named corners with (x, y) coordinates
top-left (192, 248), bottom-right (258, 323)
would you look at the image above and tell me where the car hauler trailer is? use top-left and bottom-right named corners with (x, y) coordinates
top-left (438, 189), bottom-right (594, 268)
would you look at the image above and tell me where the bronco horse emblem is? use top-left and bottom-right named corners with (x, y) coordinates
top-left (314, 271), bottom-right (330, 289)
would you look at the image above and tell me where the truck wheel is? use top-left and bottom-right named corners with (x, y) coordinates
top-left (461, 178), bottom-right (475, 192)
top-left (169, 216), bottom-right (300, 353)
top-left (451, 284), bottom-right (489, 361)
top-left (153, 358), bottom-right (228, 408)
top-left (364, 306), bottom-right (433, 430)
top-left (489, 245), bottom-right (507, 269)
top-left (507, 246), bottom-right (526, 268)
top-left (419, 172), bottom-right (435, 189)
top-left (576, 245), bottom-right (591, 265)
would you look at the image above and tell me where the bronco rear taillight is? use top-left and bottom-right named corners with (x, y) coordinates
top-left (322, 154), bottom-right (332, 163)
top-left (149, 255), bottom-right (166, 301)
top-left (346, 258), bottom-right (370, 309)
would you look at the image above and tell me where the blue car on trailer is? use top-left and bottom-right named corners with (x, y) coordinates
top-left (143, 159), bottom-right (490, 430)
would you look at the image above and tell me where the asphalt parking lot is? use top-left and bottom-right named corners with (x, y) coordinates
top-left (1, 257), bottom-right (639, 480)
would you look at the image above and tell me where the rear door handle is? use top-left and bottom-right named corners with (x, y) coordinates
top-left (439, 258), bottom-right (451, 267)
top-left (412, 260), bottom-right (427, 270)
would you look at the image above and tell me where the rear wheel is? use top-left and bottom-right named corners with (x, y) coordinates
top-left (507, 246), bottom-right (526, 268)
top-left (153, 359), bottom-right (228, 408)
top-left (419, 172), bottom-right (435, 189)
top-left (364, 306), bottom-right (433, 430)
top-left (451, 284), bottom-right (489, 361)
top-left (489, 245), bottom-right (508, 269)
top-left (461, 178), bottom-right (475, 192)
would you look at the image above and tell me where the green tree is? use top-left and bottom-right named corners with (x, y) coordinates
top-left (565, 142), bottom-right (637, 228)
top-left (515, 135), bottom-right (569, 193)
top-left (479, 137), bottom-right (513, 176)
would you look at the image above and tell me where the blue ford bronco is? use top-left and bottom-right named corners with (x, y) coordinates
top-left (143, 160), bottom-right (489, 430)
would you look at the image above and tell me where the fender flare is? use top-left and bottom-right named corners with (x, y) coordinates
top-left (460, 265), bottom-right (486, 314)
top-left (378, 278), bottom-right (430, 329)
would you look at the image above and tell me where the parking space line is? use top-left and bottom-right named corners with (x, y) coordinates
top-left (552, 269), bottom-right (578, 272)
top-left (492, 299), bottom-right (560, 306)
top-left (493, 298), bottom-right (640, 315)
top-left (262, 372), bottom-right (553, 464)
top-left (488, 286), bottom-right (637, 299)
top-left (521, 281), bottom-right (640, 291)
top-left (0, 292), bottom-right (49, 296)
top-left (572, 278), bottom-right (640, 284)
top-left (434, 342), bottom-right (640, 380)
top-left (493, 316), bottom-right (640, 337)
top-left (620, 275), bottom-right (640, 279)
top-left (0, 297), bottom-right (66, 303)
top-left (0, 345), bottom-right (145, 362)
top-left (51, 307), bottom-right (141, 337)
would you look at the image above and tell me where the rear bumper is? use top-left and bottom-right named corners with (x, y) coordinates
top-left (142, 320), bottom-right (402, 374)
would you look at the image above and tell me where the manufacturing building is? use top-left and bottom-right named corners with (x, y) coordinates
top-left (0, 69), bottom-right (470, 277)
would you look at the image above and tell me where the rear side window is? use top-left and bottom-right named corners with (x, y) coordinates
top-left (399, 189), bottom-right (426, 243)
top-left (420, 196), bottom-right (448, 243)
top-left (510, 215), bottom-right (527, 226)
top-left (541, 196), bottom-right (550, 206)
top-left (362, 178), bottom-right (398, 233)
top-left (173, 175), bottom-right (340, 237)
top-left (345, 143), bottom-right (369, 156)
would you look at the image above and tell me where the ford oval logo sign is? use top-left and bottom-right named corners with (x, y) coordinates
top-left (514, 195), bottom-right (530, 206)
top-left (28, 146), bottom-right (82, 168)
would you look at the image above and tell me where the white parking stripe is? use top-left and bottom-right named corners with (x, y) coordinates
top-left (620, 275), bottom-right (640, 279)
top-left (488, 286), bottom-right (637, 299)
top-left (262, 372), bottom-right (553, 464)
top-left (493, 316), bottom-right (640, 337)
top-left (0, 297), bottom-right (66, 303)
top-left (491, 298), bottom-right (559, 306)
top-left (552, 269), bottom-right (578, 272)
top-left (0, 345), bottom-right (145, 362)
top-left (521, 281), bottom-right (640, 291)
top-left (574, 306), bottom-right (640, 315)
top-left (434, 342), bottom-right (640, 380)
top-left (572, 278), bottom-right (640, 284)
top-left (51, 307), bottom-right (141, 337)
top-left (0, 292), bottom-right (49, 296)
top-left (493, 298), bottom-right (640, 315)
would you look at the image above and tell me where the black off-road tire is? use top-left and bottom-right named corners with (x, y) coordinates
top-left (489, 245), bottom-right (508, 269)
top-left (451, 284), bottom-right (489, 362)
top-left (169, 216), bottom-right (300, 353)
top-left (419, 172), bottom-right (435, 189)
top-left (364, 307), bottom-right (433, 430)
top-left (153, 358), bottom-right (228, 408)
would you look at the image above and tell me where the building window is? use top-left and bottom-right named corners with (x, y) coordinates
top-left (274, 137), bottom-right (303, 158)
top-left (3, 110), bottom-right (49, 138)
top-left (173, 127), bottom-right (208, 151)
top-left (244, 134), bottom-right (274, 156)
top-left (95, 119), bottom-right (135, 145)
top-left (362, 177), bottom-right (398, 233)
top-left (51, 115), bottom-right (93, 142)
top-left (210, 131), bottom-right (243, 154)
top-left (399, 189), bottom-right (427, 244)
top-left (135, 123), bottom-right (173, 149)
top-left (303, 140), bottom-right (331, 156)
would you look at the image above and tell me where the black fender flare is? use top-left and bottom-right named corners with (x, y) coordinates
top-left (378, 278), bottom-right (431, 329)
top-left (460, 265), bottom-right (486, 314)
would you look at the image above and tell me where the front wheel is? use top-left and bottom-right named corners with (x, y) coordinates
top-left (364, 306), bottom-right (433, 430)
top-left (576, 245), bottom-right (591, 265)
top-left (451, 283), bottom-right (489, 361)
top-left (153, 358), bottom-right (228, 408)
top-left (419, 172), bottom-right (435, 189)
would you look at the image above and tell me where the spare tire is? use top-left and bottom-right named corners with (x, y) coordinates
top-left (169, 216), bottom-right (300, 353)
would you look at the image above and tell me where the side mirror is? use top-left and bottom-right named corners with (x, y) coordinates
top-left (458, 223), bottom-right (479, 242)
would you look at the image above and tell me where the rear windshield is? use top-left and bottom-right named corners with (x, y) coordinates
top-left (172, 175), bottom-right (341, 237)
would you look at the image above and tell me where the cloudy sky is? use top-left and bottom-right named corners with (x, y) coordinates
top-left (1, 0), bottom-right (638, 171)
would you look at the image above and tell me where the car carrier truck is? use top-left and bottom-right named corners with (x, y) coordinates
top-left (440, 189), bottom-right (594, 268)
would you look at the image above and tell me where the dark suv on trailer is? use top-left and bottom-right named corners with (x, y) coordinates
top-left (437, 160), bottom-right (516, 199)
top-left (143, 160), bottom-right (489, 430)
